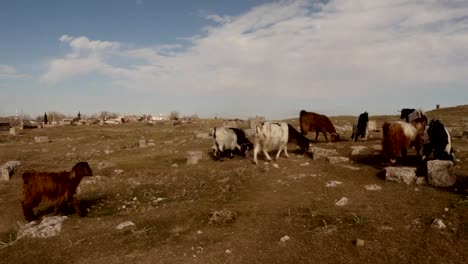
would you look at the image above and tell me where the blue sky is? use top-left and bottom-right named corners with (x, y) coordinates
top-left (1, 0), bottom-right (467, 119)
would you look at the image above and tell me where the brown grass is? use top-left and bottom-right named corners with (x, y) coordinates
top-left (0, 107), bottom-right (467, 264)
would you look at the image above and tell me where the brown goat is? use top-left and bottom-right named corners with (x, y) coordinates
top-left (22, 162), bottom-right (93, 222)
top-left (299, 110), bottom-right (340, 142)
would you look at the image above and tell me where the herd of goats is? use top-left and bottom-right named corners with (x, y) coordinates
top-left (212, 109), bottom-right (455, 165)
top-left (17, 109), bottom-right (455, 222)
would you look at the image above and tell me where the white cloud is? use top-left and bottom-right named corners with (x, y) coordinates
top-left (0, 64), bottom-right (29, 79)
top-left (206, 14), bottom-right (232, 24)
top-left (42, 0), bottom-right (468, 100)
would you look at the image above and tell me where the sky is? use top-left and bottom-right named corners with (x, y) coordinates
top-left (1, 0), bottom-right (467, 119)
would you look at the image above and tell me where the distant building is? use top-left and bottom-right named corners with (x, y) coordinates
top-left (151, 114), bottom-right (168, 121)
top-left (0, 118), bottom-right (10, 131)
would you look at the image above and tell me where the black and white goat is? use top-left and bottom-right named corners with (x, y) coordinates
top-left (422, 119), bottom-right (455, 162)
top-left (212, 127), bottom-right (253, 161)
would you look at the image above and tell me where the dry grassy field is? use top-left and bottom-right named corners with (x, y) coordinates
top-left (1, 105), bottom-right (468, 264)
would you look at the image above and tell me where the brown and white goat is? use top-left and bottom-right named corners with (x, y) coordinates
top-left (22, 162), bottom-right (93, 222)
top-left (381, 121), bottom-right (423, 164)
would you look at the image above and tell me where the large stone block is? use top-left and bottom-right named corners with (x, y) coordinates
top-left (327, 156), bottom-right (349, 164)
top-left (186, 151), bottom-right (207, 165)
top-left (34, 136), bottom-right (49, 143)
top-left (384, 166), bottom-right (417, 185)
top-left (0, 160), bottom-right (21, 181)
top-left (310, 147), bottom-right (339, 160)
top-left (427, 160), bottom-right (455, 187)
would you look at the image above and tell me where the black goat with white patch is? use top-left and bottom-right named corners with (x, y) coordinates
top-left (422, 119), bottom-right (455, 162)
top-left (352, 112), bottom-right (369, 142)
top-left (400, 108), bottom-right (415, 122)
top-left (212, 127), bottom-right (253, 161)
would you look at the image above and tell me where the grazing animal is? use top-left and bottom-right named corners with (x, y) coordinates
top-left (212, 127), bottom-right (253, 161)
top-left (287, 124), bottom-right (311, 153)
top-left (422, 119), bottom-right (455, 162)
top-left (351, 112), bottom-right (369, 142)
top-left (253, 122), bottom-right (310, 164)
top-left (381, 121), bottom-right (423, 164)
top-left (253, 122), bottom-right (289, 165)
top-left (400, 108), bottom-right (416, 122)
top-left (299, 110), bottom-right (340, 142)
top-left (22, 162), bottom-right (93, 222)
top-left (407, 109), bottom-right (428, 124)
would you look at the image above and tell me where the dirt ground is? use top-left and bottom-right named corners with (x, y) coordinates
top-left (1, 105), bottom-right (467, 264)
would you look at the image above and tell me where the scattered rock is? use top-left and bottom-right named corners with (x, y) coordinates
top-left (196, 132), bottom-right (211, 139)
top-left (335, 197), bottom-right (349, 206)
top-left (341, 165), bottom-right (360, 170)
top-left (272, 163), bottom-right (279, 169)
top-left (372, 145), bottom-right (382, 150)
top-left (431, 218), bottom-right (446, 229)
top-left (0, 160), bottom-right (21, 181)
top-left (104, 149), bottom-right (112, 155)
top-left (326, 181), bottom-right (343, 187)
top-left (310, 147), bottom-right (339, 159)
top-left (280, 235), bottom-right (291, 242)
top-left (148, 142), bottom-right (156, 146)
top-left (335, 125), bottom-right (353, 133)
top-left (299, 162), bottom-right (310, 166)
top-left (354, 239), bottom-right (365, 247)
top-left (462, 130), bottom-right (468, 139)
top-left (379, 226), bottom-right (394, 231)
top-left (350, 146), bottom-right (367, 155)
top-left (209, 209), bottom-right (236, 224)
top-left (412, 217), bottom-right (424, 228)
top-left (34, 136), bottom-right (49, 143)
top-left (139, 139), bottom-right (147, 148)
top-left (81, 175), bottom-right (103, 185)
top-left (327, 156), bottom-right (349, 163)
top-left (427, 160), bottom-right (455, 187)
top-left (114, 169), bottom-right (124, 175)
top-left (151, 197), bottom-right (164, 204)
top-left (368, 120), bottom-right (377, 131)
top-left (225, 249), bottom-right (232, 254)
top-left (384, 166), bottom-right (417, 185)
top-left (163, 141), bottom-right (174, 144)
top-left (416, 177), bottom-right (427, 185)
top-left (186, 151), bottom-right (206, 165)
top-left (364, 184), bottom-right (382, 191)
top-left (116, 221), bottom-right (136, 230)
top-left (171, 163), bottom-right (179, 167)
top-left (17, 216), bottom-right (67, 239)
top-left (444, 208), bottom-right (449, 212)
top-left (9, 127), bottom-right (17, 136)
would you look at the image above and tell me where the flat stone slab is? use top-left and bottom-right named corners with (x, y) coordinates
top-left (327, 156), bottom-right (349, 163)
top-left (364, 184), bottom-right (382, 191)
top-left (427, 160), bottom-right (455, 187)
top-left (350, 146), bottom-right (367, 155)
top-left (0, 160), bottom-right (21, 181)
top-left (34, 136), bottom-right (49, 143)
top-left (384, 166), bottom-right (417, 185)
top-left (310, 147), bottom-right (339, 160)
top-left (186, 150), bottom-right (207, 165)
